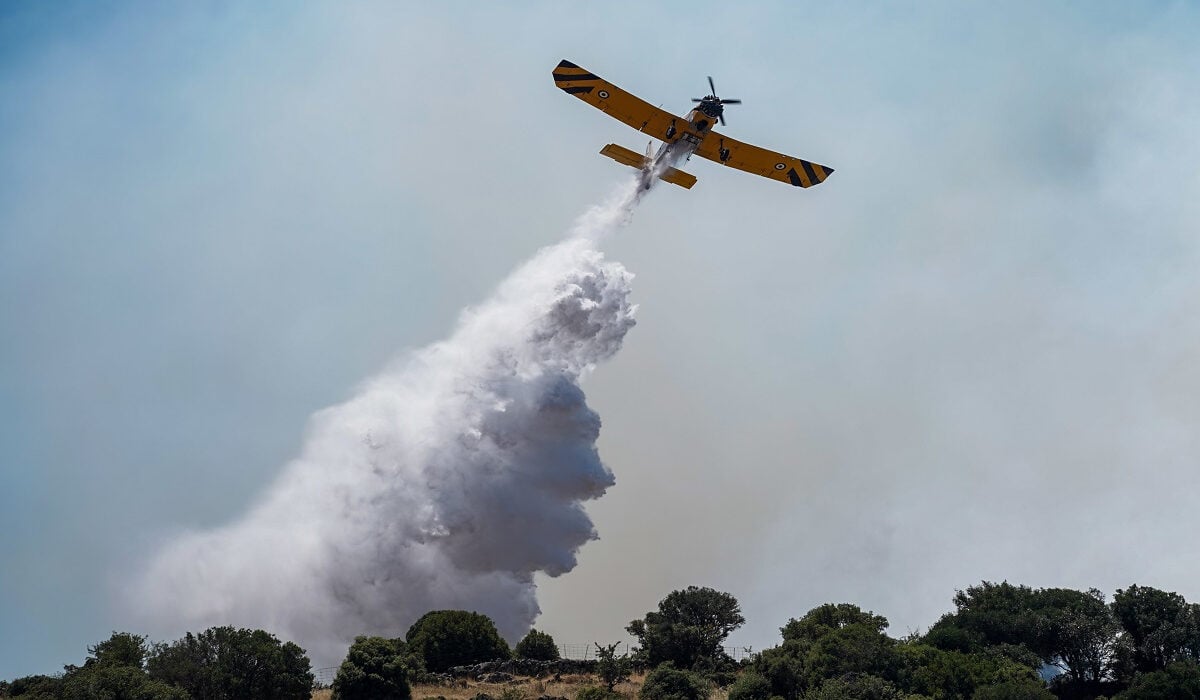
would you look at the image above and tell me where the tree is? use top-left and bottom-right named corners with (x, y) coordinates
top-left (781, 604), bottom-right (888, 643)
top-left (3, 675), bottom-right (63, 700)
top-left (514, 629), bottom-right (560, 661)
top-left (638, 664), bottom-right (709, 700)
top-left (971, 679), bottom-right (1056, 699)
top-left (627, 586), bottom-right (745, 670)
top-left (1033, 588), bottom-right (1121, 684)
top-left (1112, 585), bottom-right (1199, 675)
top-left (148, 626), bottom-right (313, 700)
top-left (405, 610), bottom-right (511, 672)
top-left (896, 643), bottom-right (1041, 699)
top-left (802, 621), bottom-right (901, 689)
top-left (594, 643), bottom-right (631, 692)
top-left (725, 672), bottom-right (772, 700)
top-left (80, 632), bottom-right (153, 670)
top-left (926, 582), bottom-right (1122, 684)
top-left (331, 636), bottom-right (412, 700)
top-left (746, 603), bottom-right (901, 699)
top-left (50, 632), bottom-right (189, 700)
top-left (804, 674), bottom-right (901, 700)
top-left (60, 665), bottom-right (188, 700)
top-left (1115, 660), bottom-right (1200, 699)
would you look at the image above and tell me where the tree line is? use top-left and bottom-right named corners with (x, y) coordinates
top-left (6, 581), bottom-right (1200, 699)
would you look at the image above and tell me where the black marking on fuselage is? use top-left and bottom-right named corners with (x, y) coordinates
top-left (786, 168), bottom-right (803, 187)
top-left (557, 59), bottom-right (580, 69)
top-left (560, 85), bottom-right (595, 94)
top-left (801, 160), bottom-right (819, 184)
top-left (553, 71), bottom-right (601, 82)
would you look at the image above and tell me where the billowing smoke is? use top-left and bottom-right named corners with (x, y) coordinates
top-left (132, 182), bottom-right (642, 665)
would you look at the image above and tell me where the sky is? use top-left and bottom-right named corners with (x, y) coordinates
top-left (3, 0), bottom-right (1200, 679)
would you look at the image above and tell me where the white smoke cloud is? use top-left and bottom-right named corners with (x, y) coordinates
top-left (132, 182), bottom-right (642, 665)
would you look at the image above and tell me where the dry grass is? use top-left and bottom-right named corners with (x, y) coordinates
top-left (312, 672), bottom-right (657, 700)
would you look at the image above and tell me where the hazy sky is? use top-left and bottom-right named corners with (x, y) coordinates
top-left (4, 1), bottom-right (1200, 678)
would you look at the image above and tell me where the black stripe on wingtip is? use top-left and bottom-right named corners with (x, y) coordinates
top-left (800, 160), bottom-right (819, 185)
top-left (553, 71), bottom-right (600, 82)
top-left (557, 59), bottom-right (580, 69)
top-left (786, 168), bottom-right (804, 187)
top-left (560, 85), bottom-right (594, 94)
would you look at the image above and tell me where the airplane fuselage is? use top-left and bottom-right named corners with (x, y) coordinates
top-left (640, 98), bottom-right (728, 189)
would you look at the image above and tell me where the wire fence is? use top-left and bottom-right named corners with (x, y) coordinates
top-left (314, 643), bottom-right (759, 686)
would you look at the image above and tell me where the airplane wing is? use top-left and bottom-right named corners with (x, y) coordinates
top-left (694, 131), bottom-right (834, 188)
top-left (553, 60), bottom-right (682, 142)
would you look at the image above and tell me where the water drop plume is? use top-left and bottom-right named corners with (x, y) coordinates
top-left (132, 181), bottom-right (643, 665)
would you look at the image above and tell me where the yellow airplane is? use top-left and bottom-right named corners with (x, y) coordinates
top-left (553, 59), bottom-right (834, 191)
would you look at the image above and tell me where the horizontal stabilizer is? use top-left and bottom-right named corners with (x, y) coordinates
top-left (658, 167), bottom-right (696, 189)
top-left (599, 143), bottom-right (647, 169)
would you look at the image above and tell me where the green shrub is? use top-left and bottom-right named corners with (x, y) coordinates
top-left (595, 642), bottom-right (632, 691)
top-left (639, 664), bottom-right (709, 700)
top-left (515, 629), bottom-right (560, 661)
top-left (148, 626), bottom-right (313, 700)
top-left (726, 672), bottom-right (771, 700)
top-left (805, 674), bottom-right (901, 700)
top-left (971, 679), bottom-right (1055, 699)
top-left (406, 611), bottom-right (511, 673)
top-left (332, 636), bottom-right (412, 700)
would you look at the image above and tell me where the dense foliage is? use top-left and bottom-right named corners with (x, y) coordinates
top-left (514, 629), bottom-right (560, 661)
top-left (147, 626), bottom-right (313, 700)
top-left (404, 610), bottom-right (511, 672)
top-left (2, 628), bottom-right (310, 700)
top-left (331, 636), bottom-right (413, 700)
top-left (638, 664), bottom-right (709, 700)
top-left (13, 582), bottom-right (1200, 700)
top-left (627, 586), bottom-right (745, 671)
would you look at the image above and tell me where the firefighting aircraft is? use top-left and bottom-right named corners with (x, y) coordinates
top-left (553, 59), bottom-right (833, 191)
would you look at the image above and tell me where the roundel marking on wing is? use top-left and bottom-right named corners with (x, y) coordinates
top-left (774, 162), bottom-right (787, 171)
top-left (598, 89), bottom-right (610, 99)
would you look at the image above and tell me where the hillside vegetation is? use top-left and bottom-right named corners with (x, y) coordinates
top-left (6, 582), bottom-right (1200, 700)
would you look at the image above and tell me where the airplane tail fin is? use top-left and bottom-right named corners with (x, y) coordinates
top-left (599, 144), bottom-right (697, 190)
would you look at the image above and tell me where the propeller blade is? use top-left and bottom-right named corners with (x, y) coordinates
top-left (708, 76), bottom-right (716, 95)
top-left (721, 99), bottom-right (742, 104)
top-left (692, 98), bottom-right (703, 102)
top-left (719, 113), bottom-right (725, 126)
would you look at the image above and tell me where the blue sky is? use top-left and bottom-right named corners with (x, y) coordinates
top-left (3, 0), bottom-right (1200, 678)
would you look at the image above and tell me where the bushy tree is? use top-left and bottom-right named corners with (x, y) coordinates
top-left (896, 643), bottom-right (1041, 699)
top-left (781, 604), bottom-right (888, 643)
top-left (331, 636), bottom-right (412, 700)
top-left (1112, 585), bottom-right (1199, 675)
top-left (514, 629), bottom-right (560, 661)
top-left (405, 610), bottom-right (511, 672)
top-left (46, 632), bottom-right (187, 700)
top-left (60, 665), bottom-right (188, 700)
top-left (971, 679), bottom-right (1056, 699)
top-left (1114, 660), bottom-right (1200, 699)
top-left (627, 587), bottom-right (745, 670)
top-left (725, 671), bottom-right (772, 700)
top-left (148, 626), bottom-right (313, 700)
top-left (3, 675), bottom-right (63, 700)
top-left (594, 642), bottom-right (631, 691)
top-left (927, 582), bottom-right (1123, 685)
top-left (804, 674), bottom-right (901, 700)
top-left (638, 664), bottom-right (709, 700)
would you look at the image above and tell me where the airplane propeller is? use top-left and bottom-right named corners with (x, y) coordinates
top-left (692, 75), bottom-right (741, 125)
